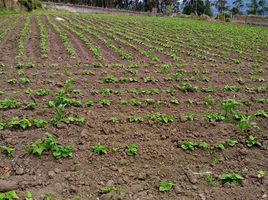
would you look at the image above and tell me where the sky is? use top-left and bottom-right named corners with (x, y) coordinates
top-left (179, 0), bottom-right (268, 16)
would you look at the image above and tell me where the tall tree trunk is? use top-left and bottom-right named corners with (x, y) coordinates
top-left (3, 0), bottom-right (7, 8)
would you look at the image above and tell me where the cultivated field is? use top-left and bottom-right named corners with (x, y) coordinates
top-left (0, 11), bottom-right (268, 200)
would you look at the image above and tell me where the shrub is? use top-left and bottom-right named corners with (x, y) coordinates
top-left (18, 0), bottom-right (41, 12)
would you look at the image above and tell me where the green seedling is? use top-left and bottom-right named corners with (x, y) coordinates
top-left (100, 187), bottom-right (120, 194)
top-left (0, 99), bottom-right (21, 109)
top-left (126, 144), bottom-right (137, 156)
top-left (0, 191), bottom-right (18, 200)
top-left (26, 102), bottom-right (37, 110)
top-left (219, 173), bottom-right (243, 185)
top-left (226, 139), bottom-right (238, 147)
top-left (214, 143), bottom-right (225, 150)
top-left (181, 141), bottom-right (209, 150)
top-left (159, 181), bottom-right (173, 192)
top-left (206, 113), bottom-right (225, 122)
top-left (99, 99), bottom-right (111, 106)
top-left (257, 170), bottom-right (265, 179)
top-left (108, 117), bottom-right (119, 124)
top-left (128, 115), bottom-right (143, 123)
top-left (0, 146), bottom-right (14, 157)
top-left (62, 116), bottom-right (85, 126)
top-left (254, 110), bottom-right (267, 118)
top-left (203, 175), bottom-right (217, 187)
top-left (149, 113), bottom-right (175, 123)
top-left (204, 95), bottom-right (214, 106)
top-left (239, 115), bottom-right (256, 133)
top-left (221, 98), bottom-right (239, 117)
top-left (129, 99), bottom-right (141, 106)
top-left (92, 144), bottom-right (108, 155)
top-left (36, 89), bottom-right (49, 96)
top-left (85, 101), bottom-right (94, 107)
top-left (246, 135), bottom-right (261, 147)
top-left (25, 192), bottom-right (32, 200)
top-left (7, 79), bottom-right (17, 84)
top-left (28, 133), bottom-right (73, 159)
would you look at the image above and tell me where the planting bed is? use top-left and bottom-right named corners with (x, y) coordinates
top-left (0, 11), bottom-right (268, 200)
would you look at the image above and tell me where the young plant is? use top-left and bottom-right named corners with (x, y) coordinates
top-left (204, 95), bottom-right (214, 106)
top-left (246, 135), bottom-right (261, 148)
top-left (219, 173), bottom-right (243, 185)
top-left (92, 144), bottom-right (108, 155)
top-left (0, 191), bottom-right (18, 200)
top-left (128, 115), bottom-right (143, 123)
top-left (159, 181), bottom-right (173, 192)
top-left (239, 115), bottom-right (256, 133)
top-left (221, 98), bottom-right (238, 117)
top-left (0, 146), bottom-right (14, 157)
top-left (257, 170), bottom-right (265, 179)
top-left (28, 133), bottom-right (73, 159)
top-left (85, 101), bottom-right (94, 107)
top-left (100, 187), bottom-right (120, 194)
top-left (0, 99), bottom-right (21, 109)
top-left (26, 102), bottom-right (37, 110)
top-left (35, 89), bottom-right (49, 96)
top-left (99, 99), bottom-right (111, 106)
top-left (126, 144), bottom-right (137, 156)
top-left (226, 139), bottom-right (238, 147)
top-left (149, 113), bottom-right (176, 124)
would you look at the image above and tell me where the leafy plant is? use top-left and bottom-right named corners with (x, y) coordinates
top-left (214, 143), bottom-right (225, 150)
top-left (85, 101), bottom-right (94, 107)
top-left (203, 175), bottom-right (217, 187)
top-left (25, 192), bottom-right (32, 200)
top-left (128, 115), bottom-right (143, 123)
top-left (206, 113), bottom-right (225, 122)
top-left (92, 144), bottom-right (108, 155)
top-left (99, 99), bottom-right (111, 106)
top-left (204, 95), bottom-right (214, 106)
top-left (100, 187), bottom-right (120, 194)
top-left (26, 102), bottom-right (37, 110)
top-left (181, 141), bottom-right (209, 150)
top-left (254, 110), bottom-right (267, 118)
top-left (0, 146), bottom-right (14, 157)
top-left (0, 191), bottom-right (18, 200)
top-left (28, 133), bottom-right (73, 159)
top-left (159, 181), bottom-right (173, 192)
top-left (246, 135), bottom-right (261, 147)
top-left (149, 113), bottom-right (176, 123)
top-left (62, 116), bottom-right (85, 126)
top-left (0, 99), bottom-right (21, 110)
top-left (219, 173), bottom-right (243, 184)
top-left (238, 114), bottom-right (256, 133)
top-left (221, 98), bottom-right (238, 117)
top-left (35, 89), bottom-right (49, 96)
top-left (226, 139), bottom-right (238, 147)
top-left (126, 144), bottom-right (137, 156)
top-left (108, 117), bottom-right (119, 124)
top-left (7, 79), bottom-right (17, 84)
top-left (257, 170), bottom-right (265, 179)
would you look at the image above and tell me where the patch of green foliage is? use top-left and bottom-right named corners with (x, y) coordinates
top-left (92, 144), bottom-right (108, 155)
top-left (28, 133), bottom-right (73, 159)
top-left (219, 173), bottom-right (243, 185)
top-left (159, 181), bottom-right (173, 192)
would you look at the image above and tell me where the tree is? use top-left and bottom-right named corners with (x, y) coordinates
top-left (0, 0), bottom-right (7, 8)
top-left (257, 0), bottom-right (266, 15)
top-left (247, 0), bottom-right (258, 14)
top-left (182, 0), bottom-right (206, 15)
top-left (231, 0), bottom-right (243, 15)
top-left (172, 0), bottom-right (180, 13)
top-left (214, 0), bottom-right (228, 13)
top-left (204, 0), bottom-right (212, 16)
